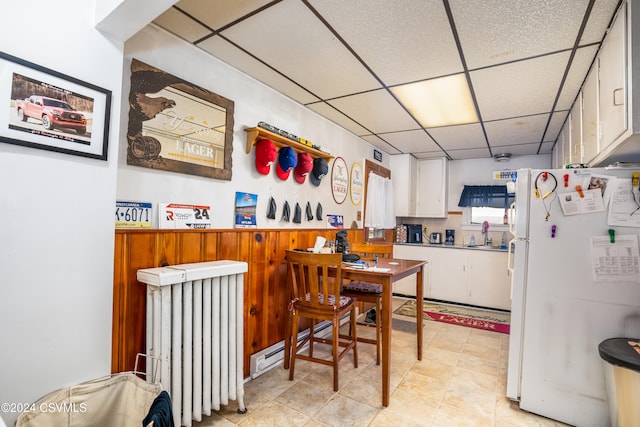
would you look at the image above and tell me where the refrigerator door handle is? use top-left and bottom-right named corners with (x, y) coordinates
top-left (507, 237), bottom-right (516, 299)
top-left (509, 201), bottom-right (516, 236)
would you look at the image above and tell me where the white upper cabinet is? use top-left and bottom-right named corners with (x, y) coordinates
top-left (597, 1), bottom-right (627, 152)
top-left (564, 0), bottom-right (640, 167)
top-left (389, 154), bottom-right (417, 217)
top-left (416, 158), bottom-right (449, 218)
top-left (581, 66), bottom-right (599, 163)
top-left (561, 118), bottom-right (572, 167)
top-left (570, 93), bottom-right (583, 163)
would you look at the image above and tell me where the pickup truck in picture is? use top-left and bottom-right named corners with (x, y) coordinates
top-left (15, 95), bottom-right (87, 135)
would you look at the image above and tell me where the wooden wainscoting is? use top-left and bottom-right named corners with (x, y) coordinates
top-left (112, 227), bottom-right (393, 378)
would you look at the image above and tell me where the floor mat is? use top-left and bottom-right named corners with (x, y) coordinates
top-left (394, 299), bottom-right (510, 334)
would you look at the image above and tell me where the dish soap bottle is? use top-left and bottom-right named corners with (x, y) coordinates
top-left (501, 232), bottom-right (507, 249)
top-left (469, 234), bottom-right (476, 247)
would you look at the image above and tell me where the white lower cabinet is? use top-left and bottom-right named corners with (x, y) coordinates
top-left (467, 251), bottom-right (511, 310)
top-left (393, 245), bottom-right (511, 310)
top-left (429, 248), bottom-right (468, 303)
top-left (392, 244), bottom-right (429, 297)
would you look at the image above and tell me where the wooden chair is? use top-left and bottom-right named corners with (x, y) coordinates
top-left (341, 242), bottom-right (393, 365)
top-left (283, 250), bottom-right (358, 391)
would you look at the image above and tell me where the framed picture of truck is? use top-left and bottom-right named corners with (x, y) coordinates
top-left (0, 51), bottom-right (111, 160)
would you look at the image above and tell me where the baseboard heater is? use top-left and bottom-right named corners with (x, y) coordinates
top-left (249, 316), bottom-right (349, 379)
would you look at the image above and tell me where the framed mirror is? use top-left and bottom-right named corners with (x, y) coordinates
top-left (126, 59), bottom-right (234, 180)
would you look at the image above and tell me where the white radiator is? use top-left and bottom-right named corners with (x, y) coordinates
top-left (137, 260), bottom-right (248, 427)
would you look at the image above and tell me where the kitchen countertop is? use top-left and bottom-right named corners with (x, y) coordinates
top-left (395, 242), bottom-right (508, 252)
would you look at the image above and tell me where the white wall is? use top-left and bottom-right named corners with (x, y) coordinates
top-left (0, 1), bottom-right (123, 425)
top-left (119, 24), bottom-right (381, 229)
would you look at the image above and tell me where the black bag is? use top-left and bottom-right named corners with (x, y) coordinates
top-left (335, 230), bottom-right (350, 254)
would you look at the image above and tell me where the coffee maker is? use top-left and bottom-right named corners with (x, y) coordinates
top-left (445, 229), bottom-right (455, 245)
top-left (405, 224), bottom-right (423, 243)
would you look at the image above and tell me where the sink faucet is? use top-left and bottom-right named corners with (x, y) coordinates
top-left (482, 221), bottom-right (489, 246)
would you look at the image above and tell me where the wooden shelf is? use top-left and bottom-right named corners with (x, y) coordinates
top-left (244, 127), bottom-right (334, 160)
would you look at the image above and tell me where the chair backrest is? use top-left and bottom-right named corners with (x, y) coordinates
top-left (349, 242), bottom-right (393, 259)
top-left (285, 250), bottom-right (343, 309)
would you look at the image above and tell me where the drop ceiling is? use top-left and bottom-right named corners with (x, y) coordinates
top-left (153, 0), bottom-right (621, 160)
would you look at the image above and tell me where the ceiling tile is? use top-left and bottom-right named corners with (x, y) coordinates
top-left (545, 111), bottom-right (570, 142)
top-left (427, 123), bottom-right (486, 151)
top-left (360, 135), bottom-right (401, 155)
top-left (219, 0), bottom-right (381, 99)
top-left (471, 51), bottom-right (571, 121)
top-left (580, 0), bottom-right (621, 45)
top-left (538, 141), bottom-right (555, 154)
top-left (173, 0), bottom-right (274, 30)
top-left (153, 7), bottom-right (212, 42)
top-left (555, 45), bottom-right (598, 110)
top-left (198, 36), bottom-right (320, 105)
top-left (484, 114), bottom-right (550, 147)
top-left (376, 129), bottom-right (440, 154)
top-left (491, 142), bottom-right (543, 157)
top-left (414, 151), bottom-right (451, 160)
top-left (444, 147), bottom-right (491, 160)
top-left (451, 0), bottom-right (587, 69)
top-left (306, 102), bottom-right (370, 136)
top-left (327, 89), bottom-right (419, 134)
top-left (307, 0), bottom-right (463, 86)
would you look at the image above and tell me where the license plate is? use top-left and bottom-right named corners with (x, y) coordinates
top-left (115, 201), bottom-right (152, 228)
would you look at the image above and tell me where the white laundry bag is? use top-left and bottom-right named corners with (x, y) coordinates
top-left (15, 372), bottom-right (162, 427)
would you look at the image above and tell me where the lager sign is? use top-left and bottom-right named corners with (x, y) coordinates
top-left (331, 157), bottom-right (349, 205)
top-left (159, 203), bottom-right (211, 229)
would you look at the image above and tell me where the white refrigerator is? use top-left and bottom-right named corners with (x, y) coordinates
top-left (506, 167), bottom-right (640, 427)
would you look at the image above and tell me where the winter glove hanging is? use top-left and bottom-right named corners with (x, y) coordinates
top-left (282, 201), bottom-right (291, 222)
top-left (293, 202), bottom-right (302, 224)
top-left (305, 201), bottom-right (314, 221)
top-left (266, 196), bottom-right (277, 219)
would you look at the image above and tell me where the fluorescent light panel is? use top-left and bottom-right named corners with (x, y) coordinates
top-left (392, 74), bottom-right (478, 128)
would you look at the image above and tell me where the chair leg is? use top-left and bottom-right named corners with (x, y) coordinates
top-left (284, 309), bottom-right (293, 369)
top-left (289, 312), bottom-right (299, 381)
top-left (332, 317), bottom-right (339, 391)
top-left (375, 299), bottom-right (381, 365)
top-left (351, 306), bottom-right (358, 369)
top-left (309, 319), bottom-right (315, 358)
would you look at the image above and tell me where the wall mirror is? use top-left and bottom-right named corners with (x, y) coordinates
top-left (126, 59), bottom-right (234, 180)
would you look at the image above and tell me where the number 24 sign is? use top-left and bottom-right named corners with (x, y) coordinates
top-left (159, 203), bottom-right (212, 229)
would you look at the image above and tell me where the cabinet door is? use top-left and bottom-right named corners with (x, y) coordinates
top-left (561, 119), bottom-right (572, 166)
top-left (581, 67), bottom-right (599, 163)
top-left (416, 158), bottom-right (448, 218)
top-left (468, 251), bottom-right (511, 310)
top-left (598, 3), bottom-right (627, 150)
top-left (553, 129), bottom-right (564, 168)
top-left (570, 93), bottom-right (583, 163)
top-left (429, 249), bottom-right (468, 304)
top-left (392, 245), bottom-right (429, 297)
top-left (390, 154), bottom-right (416, 217)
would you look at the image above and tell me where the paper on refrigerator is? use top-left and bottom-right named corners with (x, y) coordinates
top-left (607, 178), bottom-right (640, 227)
top-left (590, 234), bottom-right (640, 283)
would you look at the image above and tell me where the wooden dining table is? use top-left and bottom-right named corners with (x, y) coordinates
top-left (339, 257), bottom-right (426, 407)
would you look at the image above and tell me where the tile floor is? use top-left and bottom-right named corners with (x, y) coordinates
top-left (194, 298), bottom-right (570, 427)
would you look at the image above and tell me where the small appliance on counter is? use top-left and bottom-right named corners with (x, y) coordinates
top-left (445, 229), bottom-right (455, 245)
top-left (405, 224), bottom-right (423, 243)
top-left (395, 224), bottom-right (407, 243)
top-left (429, 232), bottom-right (442, 244)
